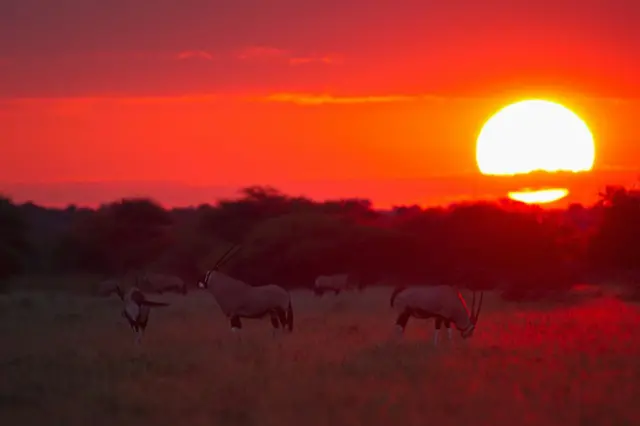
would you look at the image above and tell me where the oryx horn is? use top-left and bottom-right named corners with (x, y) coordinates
top-left (471, 290), bottom-right (484, 324)
top-left (213, 244), bottom-right (240, 270)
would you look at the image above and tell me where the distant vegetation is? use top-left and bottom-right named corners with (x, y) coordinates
top-left (1, 184), bottom-right (640, 300)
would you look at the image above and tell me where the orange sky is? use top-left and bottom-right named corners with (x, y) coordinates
top-left (1, 1), bottom-right (640, 208)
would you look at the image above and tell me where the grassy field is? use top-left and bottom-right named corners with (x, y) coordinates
top-left (2, 280), bottom-right (640, 426)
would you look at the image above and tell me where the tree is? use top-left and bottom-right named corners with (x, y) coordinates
top-left (589, 186), bottom-right (640, 274)
top-left (0, 196), bottom-right (31, 281)
top-left (60, 198), bottom-right (173, 275)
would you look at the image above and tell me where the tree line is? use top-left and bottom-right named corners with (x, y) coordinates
top-left (1, 184), bottom-right (639, 300)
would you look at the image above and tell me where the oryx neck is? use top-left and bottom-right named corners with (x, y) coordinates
top-left (451, 302), bottom-right (473, 331)
top-left (207, 270), bottom-right (248, 290)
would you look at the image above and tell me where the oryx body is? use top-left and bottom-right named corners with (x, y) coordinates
top-left (198, 246), bottom-right (294, 334)
top-left (99, 279), bottom-right (169, 344)
top-left (119, 286), bottom-right (169, 344)
top-left (390, 285), bottom-right (483, 345)
top-left (314, 273), bottom-right (355, 295)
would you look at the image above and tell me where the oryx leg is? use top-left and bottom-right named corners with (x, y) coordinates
top-left (395, 309), bottom-right (412, 336)
top-left (434, 317), bottom-right (444, 345)
top-left (230, 315), bottom-right (242, 332)
top-left (138, 321), bottom-right (148, 344)
top-left (270, 311), bottom-right (280, 329)
top-left (132, 325), bottom-right (142, 345)
top-left (270, 311), bottom-right (281, 337)
top-left (444, 319), bottom-right (452, 341)
top-left (122, 311), bottom-right (135, 331)
top-left (275, 307), bottom-right (288, 329)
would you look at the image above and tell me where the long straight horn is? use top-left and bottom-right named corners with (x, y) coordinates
top-left (215, 244), bottom-right (241, 270)
top-left (213, 245), bottom-right (236, 269)
top-left (471, 291), bottom-right (477, 317)
top-left (473, 291), bottom-right (484, 324)
top-left (115, 285), bottom-right (124, 301)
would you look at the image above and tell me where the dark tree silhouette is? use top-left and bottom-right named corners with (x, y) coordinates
top-left (0, 196), bottom-right (31, 281)
top-left (589, 186), bottom-right (640, 278)
top-left (59, 198), bottom-right (173, 275)
top-left (4, 183), bottom-right (639, 300)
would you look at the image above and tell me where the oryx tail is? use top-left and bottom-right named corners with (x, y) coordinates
top-left (390, 286), bottom-right (407, 307)
top-left (286, 298), bottom-right (294, 332)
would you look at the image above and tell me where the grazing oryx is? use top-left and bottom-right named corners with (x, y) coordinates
top-left (198, 245), bottom-right (294, 334)
top-left (139, 272), bottom-right (187, 295)
top-left (390, 285), bottom-right (483, 345)
top-left (314, 273), bottom-right (357, 296)
top-left (99, 278), bottom-right (170, 344)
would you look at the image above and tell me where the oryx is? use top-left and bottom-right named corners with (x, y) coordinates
top-left (390, 285), bottom-right (483, 345)
top-left (197, 245), bottom-right (294, 334)
top-left (314, 274), bottom-right (354, 296)
top-left (100, 278), bottom-right (170, 344)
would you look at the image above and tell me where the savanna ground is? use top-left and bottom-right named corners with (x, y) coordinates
top-left (2, 277), bottom-right (640, 426)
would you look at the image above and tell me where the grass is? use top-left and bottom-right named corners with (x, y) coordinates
top-left (1, 279), bottom-right (640, 426)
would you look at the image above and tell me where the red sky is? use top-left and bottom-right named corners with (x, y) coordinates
top-left (1, 0), bottom-right (640, 208)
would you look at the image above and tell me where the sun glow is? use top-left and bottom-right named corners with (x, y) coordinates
top-left (476, 100), bottom-right (595, 176)
top-left (508, 188), bottom-right (569, 204)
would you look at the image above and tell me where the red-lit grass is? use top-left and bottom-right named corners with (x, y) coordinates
top-left (1, 283), bottom-right (639, 426)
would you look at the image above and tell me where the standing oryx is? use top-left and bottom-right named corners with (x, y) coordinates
top-left (99, 278), bottom-right (170, 344)
top-left (198, 245), bottom-right (294, 334)
top-left (314, 273), bottom-right (358, 296)
top-left (390, 285), bottom-right (483, 345)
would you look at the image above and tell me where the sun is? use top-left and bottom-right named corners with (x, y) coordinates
top-left (476, 99), bottom-right (595, 203)
top-left (477, 99), bottom-right (595, 175)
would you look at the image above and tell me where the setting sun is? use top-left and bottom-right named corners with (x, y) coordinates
top-left (476, 99), bottom-right (595, 203)
top-left (477, 100), bottom-right (595, 175)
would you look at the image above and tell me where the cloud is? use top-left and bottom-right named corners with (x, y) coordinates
top-left (66, 50), bottom-right (214, 63)
top-left (597, 164), bottom-right (640, 173)
top-left (175, 50), bottom-right (214, 61)
top-left (2, 1), bottom-right (639, 99)
top-left (0, 94), bottom-right (226, 111)
top-left (288, 55), bottom-right (339, 65)
top-left (236, 46), bottom-right (288, 60)
top-left (2, 93), bottom-right (427, 107)
top-left (235, 46), bottom-right (337, 66)
top-left (263, 92), bottom-right (429, 105)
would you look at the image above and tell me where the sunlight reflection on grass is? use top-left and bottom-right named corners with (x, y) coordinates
top-left (2, 285), bottom-right (640, 425)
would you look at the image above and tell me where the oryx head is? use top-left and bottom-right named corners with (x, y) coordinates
top-left (198, 244), bottom-right (240, 289)
top-left (460, 290), bottom-right (484, 339)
